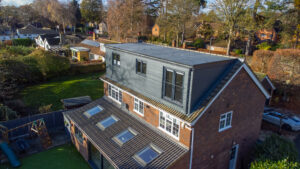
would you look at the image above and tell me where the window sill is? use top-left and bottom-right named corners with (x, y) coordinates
top-left (219, 126), bottom-right (231, 132)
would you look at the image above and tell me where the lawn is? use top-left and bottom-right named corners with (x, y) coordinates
top-left (21, 72), bottom-right (105, 111)
top-left (1, 144), bottom-right (90, 169)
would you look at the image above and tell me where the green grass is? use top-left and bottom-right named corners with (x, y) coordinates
top-left (21, 72), bottom-right (105, 111)
top-left (1, 144), bottom-right (90, 169)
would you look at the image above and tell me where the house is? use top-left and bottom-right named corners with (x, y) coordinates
top-left (255, 29), bottom-right (277, 42)
top-left (152, 24), bottom-right (160, 37)
top-left (17, 24), bottom-right (57, 40)
top-left (255, 72), bottom-right (276, 105)
top-left (0, 26), bottom-right (18, 42)
top-left (63, 43), bottom-right (270, 169)
top-left (98, 22), bottom-right (108, 35)
top-left (35, 34), bottom-right (61, 51)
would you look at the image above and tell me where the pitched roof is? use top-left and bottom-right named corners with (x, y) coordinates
top-left (64, 97), bottom-right (188, 169)
top-left (105, 43), bottom-right (233, 67)
top-left (18, 25), bottom-right (57, 35)
top-left (46, 37), bottom-right (60, 46)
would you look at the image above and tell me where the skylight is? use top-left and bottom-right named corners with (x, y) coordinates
top-left (84, 106), bottom-right (103, 118)
top-left (133, 144), bottom-right (162, 167)
top-left (97, 115), bottom-right (119, 130)
top-left (113, 128), bottom-right (137, 146)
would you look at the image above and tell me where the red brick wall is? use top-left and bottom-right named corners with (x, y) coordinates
top-left (191, 69), bottom-right (266, 169)
top-left (70, 121), bottom-right (89, 161)
top-left (168, 151), bottom-right (190, 169)
top-left (104, 82), bottom-right (192, 147)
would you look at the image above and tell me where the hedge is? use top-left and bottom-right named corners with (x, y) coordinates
top-left (69, 62), bottom-right (106, 74)
top-left (12, 38), bottom-right (34, 47)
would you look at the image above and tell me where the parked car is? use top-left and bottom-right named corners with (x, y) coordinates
top-left (262, 111), bottom-right (300, 131)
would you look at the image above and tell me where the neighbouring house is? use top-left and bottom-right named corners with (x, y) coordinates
top-left (17, 24), bottom-right (57, 40)
top-left (98, 22), bottom-right (108, 35)
top-left (63, 43), bottom-right (270, 169)
top-left (70, 47), bottom-right (91, 61)
top-left (255, 29), bottom-right (277, 42)
top-left (152, 24), bottom-right (160, 37)
top-left (35, 34), bottom-right (61, 51)
top-left (255, 72), bottom-right (276, 105)
top-left (0, 26), bottom-right (18, 42)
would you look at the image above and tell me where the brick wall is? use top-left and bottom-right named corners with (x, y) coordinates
top-left (104, 81), bottom-right (192, 148)
top-left (168, 151), bottom-right (190, 169)
top-left (70, 121), bottom-right (89, 161)
top-left (191, 69), bottom-right (266, 169)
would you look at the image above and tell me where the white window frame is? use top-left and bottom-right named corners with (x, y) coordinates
top-left (158, 111), bottom-right (180, 140)
top-left (108, 84), bottom-right (122, 104)
top-left (219, 111), bottom-right (233, 132)
top-left (134, 97), bottom-right (144, 116)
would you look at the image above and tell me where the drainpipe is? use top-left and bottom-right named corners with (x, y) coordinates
top-left (189, 128), bottom-right (194, 169)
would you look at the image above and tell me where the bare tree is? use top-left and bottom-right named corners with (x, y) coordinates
top-left (211, 0), bottom-right (250, 55)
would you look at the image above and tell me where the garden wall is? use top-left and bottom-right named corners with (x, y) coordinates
top-left (0, 110), bottom-right (65, 140)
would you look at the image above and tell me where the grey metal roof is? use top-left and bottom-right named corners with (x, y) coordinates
top-left (81, 39), bottom-right (100, 47)
top-left (105, 43), bottom-right (233, 66)
top-left (64, 97), bottom-right (188, 169)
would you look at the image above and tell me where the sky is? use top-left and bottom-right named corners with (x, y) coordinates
top-left (1, 0), bottom-right (82, 6)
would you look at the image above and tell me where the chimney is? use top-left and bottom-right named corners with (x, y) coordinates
top-left (93, 32), bottom-right (96, 41)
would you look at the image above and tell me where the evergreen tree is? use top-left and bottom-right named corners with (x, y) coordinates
top-left (80, 0), bottom-right (103, 23)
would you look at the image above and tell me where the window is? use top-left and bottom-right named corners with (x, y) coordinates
top-left (113, 128), bottom-right (137, 146)
top-left (108, 84), bottom-right (122, 103)
top-left (74, 126), bottom-right (83, 144)
top-left (136, 60), bottom-right (147, 75)
top-left (112, 53), bottom-right (120, 66)
top-left (219, 111), bottom-right (233, 132)
top-left (97, 115), bottom-right (119, 130)
top-left (84, 106), bottom-right (103, 118)
top-left (159, 111), bottom-right (180, 138)
top-left (163, 69), bottom-right (184, 103)
top-left (134, 97), bottom-right (144, 116)
top-left (261, 33), bottom-right (266, 38)
top-left (133, 144), bottom-right (162, 167)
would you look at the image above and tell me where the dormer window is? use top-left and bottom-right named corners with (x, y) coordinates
top-left (163, 68), bottom-right (184, 103)
top-left (112, 53), bottom-right (120, 66)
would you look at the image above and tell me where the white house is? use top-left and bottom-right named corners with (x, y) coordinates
top-left (35, 34), bottom-right (61, 51)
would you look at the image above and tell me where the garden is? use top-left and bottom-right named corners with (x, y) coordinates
top-left (0, 45), bottom-right (105, 121)
top-left (1, 144), bottom-right (90, 169)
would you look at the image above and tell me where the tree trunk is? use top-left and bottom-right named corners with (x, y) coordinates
top-left (294, 31), bottom-right (299, 49)
top-left (226, 28), bottom-right (233, 56)
top-left (245, 35), bottom-right (251, 56)
top-left (181, 24), bottom-right (185, 45)
top-left (176, 33), bottom-right (179, 47)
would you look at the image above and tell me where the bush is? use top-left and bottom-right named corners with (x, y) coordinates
top-left (253, 134), bottom-right (298, 162)
top-left (256, 42), bottom-right (272, 50)
top-left (23, 50), bottom-right (71, 80)
top-left (39, 104), bottom-right (52, 114)
top-left (251, 50), bottom-right (274, 72)
top-left (69, 62), bottom-right (105, 74)
top-left (193, 38), bottom-right (205, 49)
top-left (0, 104), bottom-right (18, 121)
top-left (0, 59), bottom-right (35, 99)
top-left (251, 158), bottom-right (300, 169)
top-left (233, 49), bottom-right (243, 55)
top-left (12, 38), bottom-right (34, 47)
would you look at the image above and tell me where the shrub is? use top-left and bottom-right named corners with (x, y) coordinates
top-left (0, 59), bottom-right (35, 99)
top-left (12, 38), bottom-right (34, 47)
top-left (193, 38), bottom-right (205, 49)
top-left (23, 50), bottom-right (71, 79)
top-left (0, 104), bottom-right (18, 121)
top-left (39, 104), bottom-right (52, 114)
top-left (254, 134), bottom-right (298, 162)
top-left (233, 49), bottom-right (243, 55)
top-left (256, 42), bottom-right (272, 50)
top-left (250, 158), bottom-right (300, 169)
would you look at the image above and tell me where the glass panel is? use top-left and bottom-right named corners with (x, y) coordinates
top-left (139, 101), bottom-right (144, 114)
top-left (116, 130), bottom-right (135, 144)
top-left (172, 119), bottom-right (179, 137)
top-left (85, 106), bottom-right (103, 117)
top-left (119, 90), bottom-right (122, 102)
top-left (99, 116), bottom-right (118, 129)
top-left (174, 73), bottom-right (183, 102)
top-left (165, 70), bottom-right (173, 83)
top-left (75, 126), bottom-right (83, 143)
top-left (226, 113), bottom-right (232, 126)
top-left (166, 119), bottom-right (172, 133)
top-left (137, 61), bottom-right (141, 73)
top-left (165, 83), bottom-right (173, 98)
top-left (137, 147), bottom-right (159, 164)
top-left (142, 62), bottom-right (147, 74)
top-left (219, 120), bottom-right (225, 129)
top-left (159, 112), bottom-right (165, 128)
top-left (108, 85), bottom-right (111, 96)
